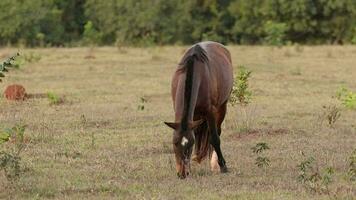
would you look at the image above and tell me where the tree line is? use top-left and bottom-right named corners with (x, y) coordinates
top-left (0, 0), bottom-right (355, 47)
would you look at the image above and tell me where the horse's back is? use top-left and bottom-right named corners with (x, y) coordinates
top-left (198, 41), bottom-right (233, 106)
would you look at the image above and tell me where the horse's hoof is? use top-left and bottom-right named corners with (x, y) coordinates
top-left (220, 166), bottom-right (228, 173)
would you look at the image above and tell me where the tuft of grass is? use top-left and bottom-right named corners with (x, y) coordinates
top-left (290, 67), bottom-right (302, 76)
top-left (46, 91), bottom-right (64, 105)
top-left (322, 105), bottom-right (341, 128)
top-left (347, 149), bottom-right (356, 182)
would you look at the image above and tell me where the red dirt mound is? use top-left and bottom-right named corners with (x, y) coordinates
top-left (4, 84), bottom-right (27, 101)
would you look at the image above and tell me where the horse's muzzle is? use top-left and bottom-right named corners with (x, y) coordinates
top-left (177, 158), bottom-right (190, 179)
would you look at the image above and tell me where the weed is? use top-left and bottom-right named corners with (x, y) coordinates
top-left (252, 142), bottom-right (270, 169)
top-left (336, 86), bottom-right (356, 109)
top-left (137, 96), bottom-right (147, 111)
top-left (47, 91), bottom-right (64, 105)
top-left (321, 105), bottom-right (341, 127)
top-left (0, 124), bottom-right (27, 183)
top-left (297, 153), bottom-right (335, 195)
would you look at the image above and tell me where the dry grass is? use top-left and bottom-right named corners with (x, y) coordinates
top-left (0, 45), bottom-right (355, 199)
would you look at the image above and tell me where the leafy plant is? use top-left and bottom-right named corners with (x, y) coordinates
top-left (297, 154), bottom-right (335, 194)
top-left (83, 21), bottom-right (101, 46)
top-left (0, 124), bottom-right (27, 183)
top-left (230, 66), bottom-right (252, 106)
top-left (47, 91), bottom-right (64, 105)
top-left (252, 142), bottom-right (270, 169)
top-left (263, 21), bottom-right (288, 46)
top-left (336, 86), bottom-right (356, 109)
top-left (230, 66), bottom-right (253, 132)
top-left (0, 53), bottom-right (20, 82)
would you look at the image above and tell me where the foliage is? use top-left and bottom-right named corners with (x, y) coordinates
top-left (83, 21), bottom-right (101, 45)
top-left (263, 21), bottom-right (288, 46)
top-left (252, 142), bottom-right (270, 169)
top-left (297, 154), bottom-right (335, 194)
top-left (0, 124), bottom-right (26, 183)
top-left (336, 86), bottom-right (356, 109)
top-left (47, 91), bottom-right (64, 105)
top-left (0, 53), bottom-right (20, 82)
top-left (230, 66), bottom-right (252, 106)
top-left (1, 0), bottom-right (356, 46)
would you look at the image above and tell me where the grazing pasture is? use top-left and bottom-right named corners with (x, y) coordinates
top-left (0, 46), bottom-right (355, 199)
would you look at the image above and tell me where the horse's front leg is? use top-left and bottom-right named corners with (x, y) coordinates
top-left (207, 114), bottom-right (228, 173)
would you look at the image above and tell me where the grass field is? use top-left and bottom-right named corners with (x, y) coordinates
top-left (0, 45), bottom-right (355, 199)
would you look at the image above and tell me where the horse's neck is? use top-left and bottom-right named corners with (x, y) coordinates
top-left (174, 68), bottom-right (201, 123)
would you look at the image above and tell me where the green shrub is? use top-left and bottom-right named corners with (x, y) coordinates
top-left (0, 124), bottom-right (27, 183)
top-left (336, 86), bottom-right (356, 109)
top-left (297, 154), bottom-right (335, 194)
top-left (47, 92), bottom-right (64, 105)
top-left (263, 21), bottom-right (288, 46)
top-left (230, 66), bottom-right (252, 106)
top-left (83, 21), bottom-right (101, 46)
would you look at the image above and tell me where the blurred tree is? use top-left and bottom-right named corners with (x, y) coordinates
top-left (0, 0), bottom-right (355, 46)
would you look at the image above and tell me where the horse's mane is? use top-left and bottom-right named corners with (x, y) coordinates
top-left (180, 45), bottom-right (208, 131)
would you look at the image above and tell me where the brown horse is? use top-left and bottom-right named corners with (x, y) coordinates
top-left (164, 41), bottom-right (233, 178)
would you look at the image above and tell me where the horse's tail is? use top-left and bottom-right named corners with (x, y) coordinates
top-left (193, 120), bottom-right (211, 163)
top-left (180, 44), bottom-right (208, 130)
top-left (182, 45), bottom-right (209, 161)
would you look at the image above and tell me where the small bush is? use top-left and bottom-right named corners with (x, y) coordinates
top-left (336, 86), bottom-right (356, 109)
top-left (47, 91), bottom-right (64, 105)
top-left (297, 154), bottom-right (335, 194)
top-left (0, 124), bottom-right (27, 183)
top-left (230, 66), bottom-right (252, 106)
top-left (83, 21), bottom-right (101, 46)
top-left (263, 21), bottom-right (288, 46)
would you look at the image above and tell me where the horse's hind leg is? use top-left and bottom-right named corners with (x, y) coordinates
top-left (207, 105), bottom-right (228, 173)
top-left (210, 102), bottom-right (227, 172)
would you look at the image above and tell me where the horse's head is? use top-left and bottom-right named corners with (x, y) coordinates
top-left (164, 120), bottom-right (203, 179)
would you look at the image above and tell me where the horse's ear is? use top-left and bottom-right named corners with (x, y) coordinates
top-left (164, 122), bottom-right (180, 130)
top-left (189, 119), bottom-right (204, 130)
